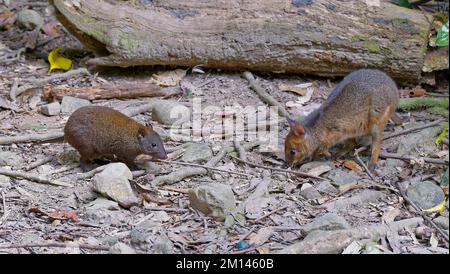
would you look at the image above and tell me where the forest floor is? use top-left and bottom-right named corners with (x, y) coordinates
top-left (0, 0), bottom-right (448, 254)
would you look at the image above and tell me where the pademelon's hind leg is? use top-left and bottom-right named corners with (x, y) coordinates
top-left (368, 105), bottom-right (395, 172)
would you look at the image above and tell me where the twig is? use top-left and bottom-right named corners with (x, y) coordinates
top-left (151, 146), bottom-right (232, 186)
top-left (0, 168), bottom-right (72, 187)
top-left (354, 149), bottom-right (375, 181)
top-left (243, 71), bottom-right (290, 118)
top-left (229, 154), bottom-right (326, 181)
top-left (157, 159), bottom-right (249, 177)
top-left (233, 140), bottom-right (247, 162)
top-left (251, 206), bottom-right (288, 223)
top-left (159, 186), bottom-right (190, 194)
top-left (0, 132), bottom-right (64, 145)
top-left (355, 119), bottom-right (446, 155)
top-left (0, 48), bottom-right (25, 65)
top-left (75, 165), bottom-right (108, 180)
top-left (0, 242), bottom-right (110, 251)
top-left (383, 119), bottom-right (445, 141)
top-left (144, 207), bottom-right (189, 213)
top-left (395, 182), bottom-right (449, 243)
top-left (379, 152), bottom-right (448, 165)
top-left (10, 68), bottom-right (91, 100)
top-left (24, 157), bottom-right (54, 171)
top-left (121, 102), bottom-right (157, 117)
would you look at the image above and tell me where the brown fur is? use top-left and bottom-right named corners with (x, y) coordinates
top-left (285, 69), bottom-right (399, 171)
top-left (64, 106), bottom-right (167, 170)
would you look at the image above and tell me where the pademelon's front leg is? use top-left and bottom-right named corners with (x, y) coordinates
top-left (334, 138), bottom-right (359, 159)
top-left (319, 145), bottom-right (332, 160)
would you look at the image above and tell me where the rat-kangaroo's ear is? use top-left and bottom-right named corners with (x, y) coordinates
top-left (287, 117), bottom-right (305, 136)
top-left (137, 127), bottom-right (146, 141)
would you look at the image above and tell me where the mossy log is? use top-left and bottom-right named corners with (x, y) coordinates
top-left (51, 0), bottom-right (431, 83)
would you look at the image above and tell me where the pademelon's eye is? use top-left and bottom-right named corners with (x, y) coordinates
top-left (289, 149), bottom-right (297, 156)
top-left (151, 143), bottom-right (157, 148)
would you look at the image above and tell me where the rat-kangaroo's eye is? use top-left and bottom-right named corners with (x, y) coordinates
top-left (151, 143), bottom-right (157, 147)
top-left (289, 149), bottom-right (297, 156)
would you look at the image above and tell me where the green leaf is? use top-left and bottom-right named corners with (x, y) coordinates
top-left (436, 21), bottom-right (449, 47)
top-left (391, 0), bottom-right (411, 8)
top-left (435, 124), bottom-right (449, 145)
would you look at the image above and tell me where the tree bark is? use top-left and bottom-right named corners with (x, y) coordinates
top-left (51, 0), bottom-right (431, 83)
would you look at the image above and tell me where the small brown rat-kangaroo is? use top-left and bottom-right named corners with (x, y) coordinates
top-left (64, 106), bottom-right (167, 171)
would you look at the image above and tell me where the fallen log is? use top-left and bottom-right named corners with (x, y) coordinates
top-left (43, 83), bottom-right (179, 101)
top-left (51, 0), bottom-right (431, 83)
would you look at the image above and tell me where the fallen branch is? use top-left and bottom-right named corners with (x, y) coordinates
top-left (157, 159), bottom-right (249, 177)
top-left (395, 182), bottom-right (449, 243)
top-left (144, 207), bottom-right (189, 213)
top-left (0, 168), bottom-right (72, 187)
top-left (151, 146), bottom-right (232, 186)
top-left (0, 242), bottom-right (110, 251)
top-left (243, 71), bottom-right (290, 118)
top-left (383, 119), bottom-right (445, 141)
top-left (43, 83), bottom-right (179, 101)
top-left (379, 152), bottom-right (448, 165)
top-left (229, 154), bottom-right (326, 181)
top-left (24, 156), bottom-right (54, 171)
top-left (0, 132), bottom-right (64, 145)
top-left (10, 68), bottom-right (91, 100)
top-left (159, 186), bottom-right (190, 194)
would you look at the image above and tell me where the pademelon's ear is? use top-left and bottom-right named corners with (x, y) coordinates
top-left (287, 117), bottom-right (305, 136)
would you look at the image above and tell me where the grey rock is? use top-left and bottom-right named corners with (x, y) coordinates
top-left (130, 220), bottom-right (161, 244)
top-left (60, 96), bottom-right (91, 114)
top-left (406, 181), bottom-right (445, 210)
top-left (189, 183), bottom-right (236, 220)
top-left (316, 181), bottom-right (339, 195)
top-left (326, 169), bottom-right (359, 186)
top-left (0, 151), bottom-right (21, 166)
top-left (109, 242), bottom-right (136, 254)
top-left (16, 9), bottom-right (43, 30)
top-left (152, 100), bottom-right (190, 125)
top-left (84, 207), bottom-right (125, 226)
top-left (40, 102), bottom-right (61, 116)
top-left (326, 190), bottom-right (386, 211)
top-left (87, 197), bottom-right (120, 211)
top-left (92, 163), bottom-right (138, 208)
top-left (101, 236), bottom-right (120, 246)
top-left (300, 183), bottom-right (322, 200)
top-left (181, 143), bottom-right (213, 163)
top-left (433, 216), bottom-right (449, 230)
top-left (397, 124), bottom-right (442, 155)
top-left (0, 175), bottom-right (11, 188)
top-left (299, 161), bottom-right (333, 176)
top-left (301, 213), bottom-right (351, 234)
top-left (153, 233), bottom-right (174, 254)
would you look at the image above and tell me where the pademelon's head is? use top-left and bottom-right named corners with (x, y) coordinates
top-left (284, 117), bottom-right (313, 166)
